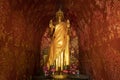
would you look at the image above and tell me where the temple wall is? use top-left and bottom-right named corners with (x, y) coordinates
top-left (69, 0), bottom-right (120, 80)
top-left (0, 0), bottom-right (40, 80)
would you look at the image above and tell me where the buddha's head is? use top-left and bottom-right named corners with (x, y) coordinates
top-left (56, 9), bottom-right (64, 23)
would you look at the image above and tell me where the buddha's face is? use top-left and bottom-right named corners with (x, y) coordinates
top-left (57, 14), bottom-right (63, 22)
top-left (58, 16), bottom-right (62, 20)
top-left (56, 9), bottom-right (64, 22)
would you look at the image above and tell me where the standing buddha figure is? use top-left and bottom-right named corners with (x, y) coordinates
top-left (47, 9), bottom-right (70, 72)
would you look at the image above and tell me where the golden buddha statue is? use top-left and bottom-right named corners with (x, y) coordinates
top-left (47, 9), bottom-right (70, 71)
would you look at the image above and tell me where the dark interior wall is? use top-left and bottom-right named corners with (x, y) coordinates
top-left (68, 0), bottom-right (120, 80)
top-left (0, 0), bottom-right (41, 80)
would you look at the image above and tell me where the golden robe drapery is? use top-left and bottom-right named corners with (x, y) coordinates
top-left (47, 9), bottom-right (70, 71)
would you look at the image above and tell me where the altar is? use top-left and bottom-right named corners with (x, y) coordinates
top-left (32, 74), bottom-right (90, 80)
